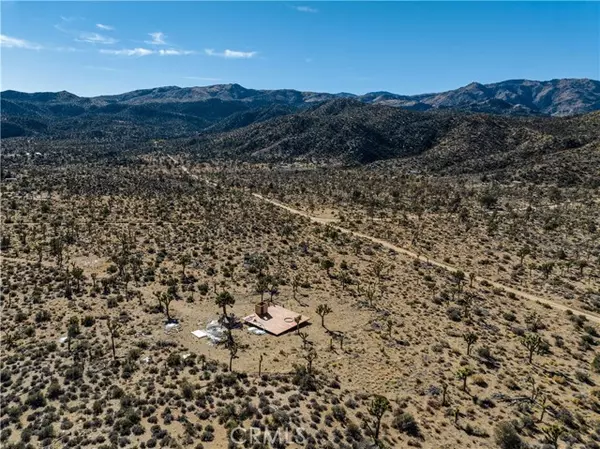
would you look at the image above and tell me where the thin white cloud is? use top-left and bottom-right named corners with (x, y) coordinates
top-left (100, 47), bottom-right (153, 57)
top-left (77, 32), bottom-right (118, 45)
top-left (60, 16), bottom-right (80, 22)
top-left (204, 48), bottom-right (257, 59)
top-left (294, 6), bottom-right (318, 13)
top-left (184, 76), bottom-right (222, 82)
top-left (100, 47), bottom-right (195, 57)
top-left (145, 32), bottom-right (167, 45)
top-left (0, 34), bottom-right (42, 50)
top-left (158, 48), bottom-right (195, 56)
top-left (54, 16), bottom-right (83, 34)
top-left (96, 23), bottom-right (114, 31)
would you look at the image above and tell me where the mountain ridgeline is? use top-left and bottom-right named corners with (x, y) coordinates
top-left (2, 79), bottom-right (599, 184)
top-left (2, 78), bottom-right (599, 140)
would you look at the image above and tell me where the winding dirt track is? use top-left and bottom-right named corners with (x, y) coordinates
top-left (252, 196), bottom-right (600, 324)
top-left (167, 155), bottom-right (600, 324)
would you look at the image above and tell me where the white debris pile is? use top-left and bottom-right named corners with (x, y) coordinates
top-left (164, 322), bottom-right (181, 334)
top-left (191, 320), bottom-right (227, 344)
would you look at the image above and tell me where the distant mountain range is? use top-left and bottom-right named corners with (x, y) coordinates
top-left (2, 78), bottom-right (599, 139)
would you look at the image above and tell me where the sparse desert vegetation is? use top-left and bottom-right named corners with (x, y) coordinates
top-left (1, 119), bottom-right (599, 449)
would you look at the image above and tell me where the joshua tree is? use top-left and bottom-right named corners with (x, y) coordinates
top-left (320, 259), bottom-right (334, 277)
top-left (338, 271), bottom-right (351, 290)
top-left (91, 273), bottom-right (97, 291)
top-left (539, 394), bottom-right (547, 423)
top-left (107, 317), bottom-right (120, 360)
top-left (267, 277), bottom-right (279, 303)
top-left (441, 382), bottom-right (449, 406)
top-left (539, 262), bottom-right (555, 279)
top-left (49, 236), bottom-right (64, 268)
top-left (215, 291), bottom-right (235, 321)
top-left (217, 329), bottom-right (244, 372)
top-left (298, 331), bottom-right (310, 350)
top-left (294, 315), bottom-right (303, 334)
top-left (291, 274), bottom-right (302, 301)
top-left (517, 246), bottom-right (531, 266)
top-left (453, 407), bottom-right (460, 425)
top-left (364, 283), bottom-right (378, 309)
top-left (366, 395), bottom-right (390, 446)
top-left (463, 332), bottom-right (478, 355)
top-left (527, 261), bottom-right (537, 278)
top-left (521, 333), bottom-right (544, 364)
top-left (455, 366), bottom-right (474, 392)
top-left (337, 332), bottom-right (345, 351)
top-left (528, 375), bottom-right (541, 402)
top-left (453, 270), bottom-right (466, 294)
top-left (155, 290), bottom-right (175, 322)
top-left (258, 353), bottom-right (264, 376)
top-left (542, 425), bottom-right (564, 449)
top-left (178, 253), bottom-right (191, 278)
top-left (253, 254), bottom-right (268, 277)
top-left (227, 339), bottom-right (240, 372)
top-left (469, 272), bottom-right (476, 288)
top-left (64, 271), bottom-right (73, 300)
top-left (110, 251), bottom-right (128, 278)
top-left (255, 277), bottom-right (269, 302)
top-left (459, 292), bottom-right (475, 321)
top-left (71, 265), bottom-right (84, 292)
top-left (316, 304), bottom-right (332, 329)
top-left (35, 242), bottom-right (44, 267)
top-left (67, 316), bottom-right (80, 352)
top-left (303, 347), bottom-right (317, 374)
top-left (525, 311), bottom-right (544, 332)
top-left (369, 259), bottom-right (388, 283)
top-left (576, 259), bottom-right (588, 276)
top-left (0, 235), bottom-right (11, 251)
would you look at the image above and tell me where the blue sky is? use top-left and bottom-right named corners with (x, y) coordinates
top-left (1, 1), bottom-right (598, 96)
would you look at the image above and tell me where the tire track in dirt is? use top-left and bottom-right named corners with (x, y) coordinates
top-left (162, 155), bottom-right (600, 324)
top-left (252, 193), bottom-right (600, 324)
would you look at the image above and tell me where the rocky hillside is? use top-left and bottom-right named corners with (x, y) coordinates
top-left (185, 99), bottom-right (600, 178)
top-left (2, 79), bottom-right (598, 138)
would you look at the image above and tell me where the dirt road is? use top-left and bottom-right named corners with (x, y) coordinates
top-left (252, 194), bottom-right (600, 324)
top-left (163, 155), bottom-right (600, 324)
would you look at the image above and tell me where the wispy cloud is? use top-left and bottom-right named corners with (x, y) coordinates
top-left (204, 48), bottom-right (257, 59)
top-left (54, 15), bottom-right (82, 33)
top-left (0, 34), bottom-right (42, 50)
top-left (101, 47), bottom-right (195, 57)
top-left (0, 34), bottom-right (82, 52)
top-left (100, 47), bottom-right (153, 57)
top-left (77, 32), bottom-right (118, 45)
top-left (158, 48), bottom-right (195, 56)
top-left (184, 76), bottom-right (222, 82)
top-left (96, 23), bottom-right (114, 31)
top-left (60, 16), bottom-right (80, 23)
top-left (294, 6), bottom-right (318, 13)
top-left (145, 32), bottom-right (167, 45)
